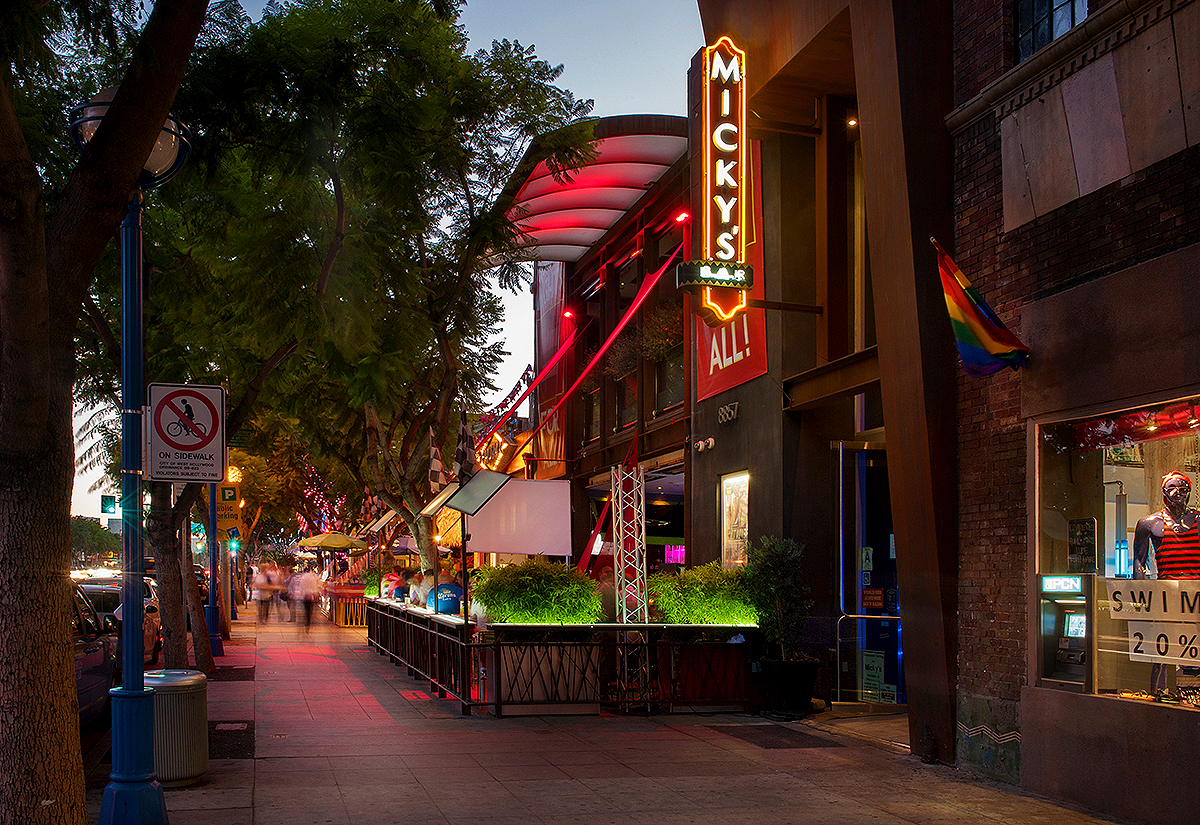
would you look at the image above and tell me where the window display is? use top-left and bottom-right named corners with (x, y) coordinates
top-left (721, 471), bottom-right (748, 569)
top-left (1039, 397), bottom-right (1200, 705)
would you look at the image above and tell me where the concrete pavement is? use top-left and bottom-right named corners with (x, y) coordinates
top-left (85, 610), bottom-right (1133, 825)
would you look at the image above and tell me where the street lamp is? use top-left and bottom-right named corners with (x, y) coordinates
top-left (71, 86), bottom-right (190, 825)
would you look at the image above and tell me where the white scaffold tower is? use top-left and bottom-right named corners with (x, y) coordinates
top-left (612, 464), bottom-right (648, 622)
top-left (612, 464), bottom-right (650, 708)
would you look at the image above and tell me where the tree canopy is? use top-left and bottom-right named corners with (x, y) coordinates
top-left (0, 0), bottom-right (593, 820)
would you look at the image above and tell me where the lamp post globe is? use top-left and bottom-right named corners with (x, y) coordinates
top-left (69, 86), bottom-right (191, 188)
top-left (71, 86), bottom-right (190, 825)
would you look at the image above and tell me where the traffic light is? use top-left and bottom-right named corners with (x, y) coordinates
top-left (100, 495), bottom-right (117, 514)
top-left (229, 538), bottom-right (241, 554)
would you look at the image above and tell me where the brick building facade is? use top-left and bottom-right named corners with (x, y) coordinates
top-left (696, 0), bottom-right (1200, 821)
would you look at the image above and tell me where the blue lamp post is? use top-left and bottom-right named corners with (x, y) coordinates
top-left (71, 87), bottom-right (190, 825)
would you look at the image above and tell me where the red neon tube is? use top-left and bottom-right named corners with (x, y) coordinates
top-left (475, 319), bottom-right (588, 450)
top-left (525, 241), bottom-right (685, 447)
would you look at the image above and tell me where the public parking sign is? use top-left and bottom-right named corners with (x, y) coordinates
top-left (147, 383), bottom-right (226, 482)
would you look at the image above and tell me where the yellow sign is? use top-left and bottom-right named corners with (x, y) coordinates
top-left (215, 485), bottom-right (242, 540)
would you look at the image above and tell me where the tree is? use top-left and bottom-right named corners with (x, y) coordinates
top-left (1, 0), bottom-right (213, 820)
top-left (70, 515), bottom-right (120, 566)
top-left (185, 1), bottom-right (598, 574)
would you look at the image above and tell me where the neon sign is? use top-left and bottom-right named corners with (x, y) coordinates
top-left (677, 37), bottom-right (752, 324)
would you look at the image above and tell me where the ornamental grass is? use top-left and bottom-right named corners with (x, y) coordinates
top-left (472, 557), bottom-right (602, 624)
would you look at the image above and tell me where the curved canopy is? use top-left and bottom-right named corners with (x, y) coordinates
top-left (508, 115), bottom-right (688, 263)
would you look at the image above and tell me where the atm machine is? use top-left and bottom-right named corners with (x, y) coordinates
top-left (1038, 573), bottom-right (1097, 691)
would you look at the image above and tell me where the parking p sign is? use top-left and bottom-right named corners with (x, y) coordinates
top-left (147, 383), bottom-right (226, 482)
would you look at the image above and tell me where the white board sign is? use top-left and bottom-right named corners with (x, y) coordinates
top-left (463, 479), bottom-right (571, 556)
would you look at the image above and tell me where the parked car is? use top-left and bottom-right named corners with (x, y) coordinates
top-left (79, 577), bottom-right (162, 666)
top-left (72, 582), bottom-right (118, 725)
top-left (193, 565), bottom-right (209, 601)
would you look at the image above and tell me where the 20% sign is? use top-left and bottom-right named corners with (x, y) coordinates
top-left (1128, 621), bottom-right (1200, 666)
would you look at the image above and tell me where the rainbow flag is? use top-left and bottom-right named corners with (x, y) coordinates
top-left (933, 238), bottom-right (1029, 376)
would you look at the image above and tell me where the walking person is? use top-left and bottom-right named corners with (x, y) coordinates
top-left (252, 565), bottom-right (272, 623)
top-left (296, 566), bottom-right (322, 631)
top-left (266, 565), bottom-right (285, 620)
top-left (286, 567), bottom-right (300, 622)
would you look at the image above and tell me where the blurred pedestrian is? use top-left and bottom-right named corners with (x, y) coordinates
top-left (296, 567), bottom-right (322, 630)
top-left (266, 565), bottom-right (285, 619)
top-left (286, 567), bottom-right (300, 622)
top-left (252, 565), bottom-right (273, 623)
top-left (591, 557), bottom-right (617, 623)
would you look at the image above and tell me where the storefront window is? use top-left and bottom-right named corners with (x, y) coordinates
top-left (1038, 396), bottom-right (1200, 703)
top-left (721, 471), bottom-right (749, 569)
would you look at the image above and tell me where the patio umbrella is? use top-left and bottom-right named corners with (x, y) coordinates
top-left (297, 532), bottom-right (368, 550)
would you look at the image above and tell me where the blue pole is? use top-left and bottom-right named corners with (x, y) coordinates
top-left (206, 484), bottom-right (225, 656)
top-left (98, 192), bottom-right (168, 825)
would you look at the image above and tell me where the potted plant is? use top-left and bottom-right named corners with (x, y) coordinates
top-left (604, 329), bottom-right (641, 380)
top-left (742, 536), bottom-right (818, 714)
top-left (641, 301), bottom-right (683, 362)
top-left (472, 559), bottom-right (603, 709)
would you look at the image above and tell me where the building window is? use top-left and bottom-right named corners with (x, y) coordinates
top-left (1016, 0), bottom-right (1087, 63)
top-left (655, 346), bottom-right (685, 411)
top-left (721, 471), bottom-right (749, 569)
top-left (583, 387), bottom-right (600, 443)
top-left (614, 374), bottom-right (638, 430)
top-left (1037, 395), bottom-right (1200, 704)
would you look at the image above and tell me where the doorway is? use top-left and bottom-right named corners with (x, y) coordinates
top-left (833, 441), bottom-right (905, 707)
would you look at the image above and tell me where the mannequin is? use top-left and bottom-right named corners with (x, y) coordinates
top-left (1133, 471), bottom-right (1200, 580)
top-left (1132, 471), bottom-right (1200, 694)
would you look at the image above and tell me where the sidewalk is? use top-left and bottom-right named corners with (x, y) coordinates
top-left (87, 611), bottom-right (1133, 825)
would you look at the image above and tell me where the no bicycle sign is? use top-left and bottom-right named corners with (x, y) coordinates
top-left (147, 383), bottom-right (226, 482)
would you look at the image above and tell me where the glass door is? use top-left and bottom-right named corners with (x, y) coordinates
top-left (834, 441), bottom-right (905, 706)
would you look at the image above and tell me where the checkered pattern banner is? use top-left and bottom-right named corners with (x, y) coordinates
top-left (429, 427), bottom-right (447, 492)
top-left (453, 407), bottom-right (478, 481)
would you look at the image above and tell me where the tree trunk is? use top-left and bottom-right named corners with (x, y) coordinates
top-left (411, 513), bottom-right (438, 574)
top-left (147, 481), bottom-right (189, 667)
top-left (0, 391), bottom-right (88, 824)
top-left (181, 539), bottom-right (214, 673)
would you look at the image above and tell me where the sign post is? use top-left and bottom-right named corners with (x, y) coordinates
top-left (146, 382), bottom-right (226, 656)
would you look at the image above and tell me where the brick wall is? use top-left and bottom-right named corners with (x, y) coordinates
top-left (952, 30), bottom-right (1200, 703)
top-left (953, 0), bottom-right (1011, 106)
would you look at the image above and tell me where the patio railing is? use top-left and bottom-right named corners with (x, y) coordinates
top-left (366, 598), bottom-right (757, 717)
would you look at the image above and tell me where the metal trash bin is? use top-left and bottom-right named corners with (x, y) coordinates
top-left (144, 669), bottom-right (208, 786)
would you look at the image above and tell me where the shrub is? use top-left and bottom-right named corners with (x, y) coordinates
top-left (362, 568), bottom-right (381, 598)
top-left (743, 536), bottom-right (812, 660)
top-left (648, 562), bottom-right (756, 625)
top-left (472, 558), bottom-right (602, 624)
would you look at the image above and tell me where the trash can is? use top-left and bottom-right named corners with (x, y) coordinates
top-left (144, 669), bottom-right (208, 786)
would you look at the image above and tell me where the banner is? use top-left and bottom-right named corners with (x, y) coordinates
top-left (696, 140), bottom-right (767, 401)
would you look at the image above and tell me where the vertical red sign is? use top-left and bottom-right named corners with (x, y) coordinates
top-left (699, 36), bottom-right (749, 324)
top-left (696, 141), bottom-right (767, 402)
